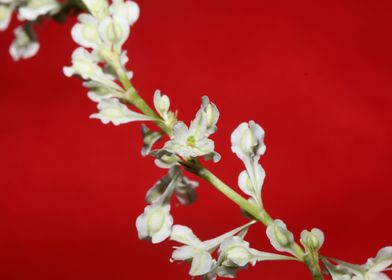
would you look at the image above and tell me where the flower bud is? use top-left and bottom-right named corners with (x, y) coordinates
top-left (266, 219), bottom-right (294, 254)
top-left (231, 121), bottom-right (266, 162)
top-left (300, 228), bottom-right (324, 251)
top-left (135, 203), bottom-right (173, 244)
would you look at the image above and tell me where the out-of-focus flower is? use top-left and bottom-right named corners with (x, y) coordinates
top-left (0, 4), bottom-right (12, 31)
top-left (145, 167), bottom-right (198, 206)
top-left (141, 124), bottom-right (163, 156)
top-left (9, 26), bottom-right (39, 61)
top-left (18, 0), bottom-right (60, 21)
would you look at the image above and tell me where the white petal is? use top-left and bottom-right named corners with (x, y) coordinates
top-left (90, 98), bottom-right (155, 125)
top-left (172, 122), bottom-right (189, 143)
top-left (110, 0), bottom-right (139, 26)
top-left (71, 14), bottom-right (101, 49)
top-left (190, 252), bottom-right (213, 276)
top-left (231, 121), bottom-right (266, 161)
top-left (171, 225), bottom-right (201, 247)
top-left (18, 0), bottom-right (60, 21)
top-left (153, 90), bottom-right (170, 119)
top-left (203, 221), bottom-right (256, 251)
top-left (172, 245), bottom-right (197, 261)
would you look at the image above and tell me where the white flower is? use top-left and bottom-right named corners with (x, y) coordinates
top-left (0, 4), bottom-right (12, 31)
top-left (90, 98), bottom-right (156, 125)
top-left (145, 167), bottom-right (199, 205)
top-left (18, 0), bottom-right (60, 21)
top-left (98, 15), bottom-right (129, 51)
top-left (300, 228), bottom-right (325, 252)
top-left (81, 0), bottom-right (109, 20)
top-left (199, 96), bottom-right (219, 136)
top-left (153, 90), bottom-right (169, 118)
top-left (170, 221), bottom-right (255, 277)
top-left (63, 47), bottom-right (122, 90)
top-left (218, 236), bottom-right (296, 271)
top-left (231, 121), bottom-right (266, 162)
top-left (153, 90), bottom-right (176, 128)
top-left (266, 219), bottom-right (295, 255)
top-left (135, 203), bottom-right (173, 244)
top-left (164, 119), bottom-right (214, 157)
top-left (71, 14), bottom-right (101, 49)
top-left (109, 0), bottom-right (139, 26)
top-left (9, 26), bottom-right (40, 61)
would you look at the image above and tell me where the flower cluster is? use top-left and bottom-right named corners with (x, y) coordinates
top-left (0, 0), bottom-right (61, 60)
top-left (170, 221), bottom-right (294, 279)
top-left (3, 1), bottom-right (392, 279)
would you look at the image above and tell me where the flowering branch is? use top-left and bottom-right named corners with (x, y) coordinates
top-left (1, 1), bottom-right (391, 279)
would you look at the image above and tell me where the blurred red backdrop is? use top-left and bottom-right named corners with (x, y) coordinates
top-left (0, 0), bottom-right (391, 279)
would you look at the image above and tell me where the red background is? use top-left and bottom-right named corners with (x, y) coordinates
top-left (1, 0), bottom-right (391, 279)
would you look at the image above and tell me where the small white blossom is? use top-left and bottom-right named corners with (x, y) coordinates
top-left (153, 90), bottom-right (170, 118)
top-left (63, 47), bottom-right (122, 91)
top-left (300, 228), bottom-right (325, 252)
top-left (266, 219), bottom-right (295, 255)
top-left (0, 4), bottom-right (12, 31)
top-left (82, 0), bottom-right (109, 20)
top-left (231, 121), bottom-right (266, 162)
top-left (90, 98), bottom-right (155, 125)
top-left (109, 0), bottom-right (139, 26)
top-left (18, 0), bottom-right (60, 21)
top-left (9, 26), bottom-right (40, 61)
top-left (199, 96), bottom-right (219, 136)
top-left (163, 117), bottom-right (219, 162)
top-left (135, 203), bottom-right (173, 244)
top-left (98, 15), bottom-right (129, 51)
top-left (218, 235), bottom-right (296, 275)
top-left (170, 221), bottom-right (255, 277)
top-left (71, 14), bottom-right (101, 49)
